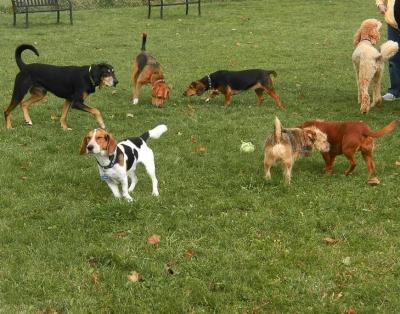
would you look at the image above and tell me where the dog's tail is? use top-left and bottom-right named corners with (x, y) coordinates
top-left (15, 44), bottom-right (39, 70)
top-left (272, 117), bottom-right (286, 157)
top-left (141, 33), bottom-right (147, 51)
top-left (368, 119), bottom-right (400, 138)
top-left (380, 40), bottom-right (399, 60)
top-left (141, 124), bottom-right (168, 142)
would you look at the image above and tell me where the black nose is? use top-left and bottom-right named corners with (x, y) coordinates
top-left (114, 79), bottom-right (119, 86)
top-left (87, 145), bottom-right (94, 151)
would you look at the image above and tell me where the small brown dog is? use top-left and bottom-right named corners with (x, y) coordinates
top-left (183, 69), bottom-right (283, 108)
top-left (131, 33), bottom-right (170, 107)
top-left (352, 18), bottom-right (398, 113)
top-left (298, 119), bottom-right (400, 185)
top-left (264, 117), bottom-right (330, 184)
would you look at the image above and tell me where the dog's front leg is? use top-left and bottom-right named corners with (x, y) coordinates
top-left (120, 176), bottom-right (133, 202)
top-left (105, 180), bottom-right (122, 199)
top-left (72, 99), bottom-right (105, 129)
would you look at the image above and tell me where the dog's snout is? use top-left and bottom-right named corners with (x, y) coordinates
top-left (113, 78), bottom-right (119, 86)
top-left (87, 144), bottom-right (94, 151)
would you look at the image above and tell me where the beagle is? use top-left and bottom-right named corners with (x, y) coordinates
top-left (80, 124), bottom-right (167, 201)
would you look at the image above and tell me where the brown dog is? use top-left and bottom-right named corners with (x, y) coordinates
top-left (264, 117), bottom-right (330, 184)
top-left (131, 33), bottom-right (170, 107)
top-left (298, 119), bottom-right (400, 185)
top-left (183, 69), bottom-right (283, 108)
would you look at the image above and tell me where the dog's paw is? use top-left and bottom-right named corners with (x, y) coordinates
top-left (205, 98), bottom-right (211, 103)
top-left (25, 121), bottom-right (33, 127)
top-left (367, 177), bottom-right (380, 186)
top-left (152, 191), bottom-right (160, 197)
top-left (132, 98), bottom-right (139, 105)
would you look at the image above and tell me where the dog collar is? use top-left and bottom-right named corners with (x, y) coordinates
top-left (88, 66), bottom-right (96, 86)
top-left (153, 79), bottom-right (165, 85)
top-left (97, 150), bottom-right (117, 169)
top-left (207, 74), bottom-right (212, 90)
top-left (361, 38), bottom-right (372, 43)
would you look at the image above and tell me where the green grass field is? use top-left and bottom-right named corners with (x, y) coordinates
top-left (1, 0), bottom-right (400, 313)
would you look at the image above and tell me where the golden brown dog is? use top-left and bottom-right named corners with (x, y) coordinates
top-left (298, 119), bottom-right (400, 185)
top-left (352, 19), bottom-right (398, 113)
top-left (131, 33), bottom-right (170, 107)
top-left (264, 117), bottom-right (330, 184)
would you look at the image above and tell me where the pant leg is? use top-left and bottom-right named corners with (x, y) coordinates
top-left (387, 25), bottom-right (400, 96)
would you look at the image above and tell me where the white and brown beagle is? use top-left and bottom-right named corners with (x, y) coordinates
top-left (80, 125), bottom-right (167, 202)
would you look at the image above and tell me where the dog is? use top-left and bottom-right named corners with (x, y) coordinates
top-left (183, 69), bottom-right (284, 108)
top-left (352, 18), bottom-right (398, 113)
top-left (131, 33), bottom-right (170, 107)
top-left (298, 119), bottom-right (400, 185)
top-left (4, 44), bottom-right (118, 130)
top-left (80, 124), bottom-right (167, 202)
top-left (263, 117), bottom-right (330, 184)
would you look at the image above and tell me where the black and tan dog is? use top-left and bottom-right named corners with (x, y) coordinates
top-left (131, 33), bottom-right (170, 107)
top-left (4, 44), bottom-right (118, 130)
top-left (183, 69), bottom-right (284, 108)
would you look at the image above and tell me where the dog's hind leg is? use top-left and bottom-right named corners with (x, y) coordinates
top-left (361, 138), bottom-right (380, 185)
top-left (283, 160), bottom-right (293, 185)
top-left (60, 100), bottom-right (71, 130)
top-left (4, 73), bottom-right (32, 129)
top-left (20, 86), bottom-right (47, 126)
top-left (358, 62), bottom-right (375, 113)
top-left (131, 64), bottom-right (140, 104)
top-left (353, 62), bottom-right (361, 104)
top-left (263, 87), bottom-right (284, 109)
top-left (140, 148), bottom-right (159, 196)
top-left (128, 170), bottom-right (138, 193)
top-left (263, 156), bottom-right (273, 181)
top-left (371, 66), bottom-right (383, 108)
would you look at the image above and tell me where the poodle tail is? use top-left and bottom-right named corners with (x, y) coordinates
top-left (273, 116), bottom-right (282, 143)
top-left (380, 40), bottom-right (399, 60)
top-left (368, 119), bottom-right (400, 138)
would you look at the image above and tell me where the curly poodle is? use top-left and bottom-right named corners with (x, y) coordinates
top-left (352, 18), bottom-right (398, 113)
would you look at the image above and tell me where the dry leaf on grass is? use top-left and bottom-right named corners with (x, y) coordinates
top-left (191, 135), bottom-right (197, 144)
top-left (111, 90), bottom-right (117, 95)
top-left (147, 234), bottom-right (161, 245)
top-left (127, 271), bottom-right (140, 282)
top-left (346, 305), bottom-right (356, 314)
top-left (395, 161), bottom-right (400, 166)
top-left (126, 113), bottom-right (134, 118)
top-left (184, 249), bottom-right (195, 259)
top-left (322, 237), bottom-right (339, 245)
top-left (92, 272), bottom-right (99, 285)
top-left (165, 261), bottom-right (176, 275)
top-left (50, 113), bottom-right (57, 123)
top-left (113, 230), bottom-right (130, 237)
top-left (196, 146), bottom-right (207, 155)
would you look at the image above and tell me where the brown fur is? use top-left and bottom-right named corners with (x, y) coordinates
top-left (298, 119), bottom-right (400, 185)
top-left (264, 117), bottom-right (330, 184)
top-left (131, 33), bottom-right (170, 107)
top-left (79, 128), bottom-right (117, 156)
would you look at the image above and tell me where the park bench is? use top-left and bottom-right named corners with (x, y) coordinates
top-left (148, 0), bottom-right (201, 19)
top-left (11, 0), bottom-right (73, 27)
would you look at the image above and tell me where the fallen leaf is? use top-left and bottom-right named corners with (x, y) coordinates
top-left (335, 292), bottom-right (344, 300)
top-left (147, 234), bottom-right (161, 245)
top-left (191, 136), bottom-right (197, 144)
top-left (322, 237), bottom-right (339, 245)
top-left (184, 249), bottom-right (195, 259)
top-left (92, 272), bottom-right (99, 285)
top-left (236, 42), bottom-right (241, 47)
top-left (88, 257), bottom-right (97, 268)
top-left (50, 113), bottom-right (57, 123)
top-left (113, 230), bottom-right (130, 237)
top-left (127, 271), bottom-right (140, 282)
top-left (346, 305), bottom-right (356, 314)
top-left (342, 256), bottom-right (351, 266)
top-left (196, 145), bottom-right (207, 155)
top-left (165, 261), bottom-right (176, 275)
top-left (126, 113), bottom-right (134, 118)
top-left (21, 176), bottom-right (28, 180)
top-left (111, 90), bottom-right (117, 95)
top-left (395, 161), bottom-right (400, 166)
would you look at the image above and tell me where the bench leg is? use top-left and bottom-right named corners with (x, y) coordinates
top-left (57, 10), bottom-right (60, 23)
top-left (70, 9), bottom-right (73, 24)
top-left (160, 0), bottom-right (164, 19)
top-left (198, 0), bottom-right (201, 16)
top-left (148, 1), bottom-right (151, 18)
top-left (186, 0), bottom-right (189, 15)
top-left (25, 12), bottom-right (28, 28)
top-left (13, 13), bottom-right (16, 26)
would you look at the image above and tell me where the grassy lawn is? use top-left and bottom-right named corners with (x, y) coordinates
top-left (1, 0), bottom-right (400, 312)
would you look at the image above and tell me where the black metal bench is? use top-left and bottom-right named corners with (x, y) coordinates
top-left (11, 0), bottom-right (73, 27)
top-left (148, 0), bottom-right (201, 19)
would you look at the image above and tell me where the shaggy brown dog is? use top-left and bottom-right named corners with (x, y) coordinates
top-left (298, 119), bottom-right (400, 185)
top-left (264, 117), bottom-right (330, 184)
top-left (131, 33), bottom-right (170, 107)
top-left (352, 19), bottom-right (398, 113)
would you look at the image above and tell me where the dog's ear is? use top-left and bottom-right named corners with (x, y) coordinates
top-left (353, 28), bottom-right (361, 45)
top-left (106, 133), bottom-right (117, 155)
top-left (305, 129), bottom-right (317, 144)
top-left (89, 64), bottom-right (101, 85)
top-left (370, 24), bottom-right (380, 44)
top-left (79, 136), bottom-right (89, 155)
